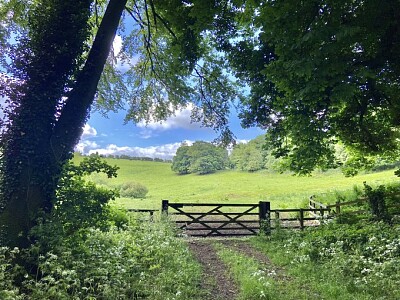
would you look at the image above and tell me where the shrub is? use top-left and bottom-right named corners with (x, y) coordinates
top-left (119, 182), bottom-right (148, 198)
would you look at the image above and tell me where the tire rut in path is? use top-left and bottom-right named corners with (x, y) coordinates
top-left (188, 240), bottom-right (238, 300)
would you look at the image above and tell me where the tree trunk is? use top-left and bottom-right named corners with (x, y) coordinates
top-left (0, 0), bottom-right (128, 248)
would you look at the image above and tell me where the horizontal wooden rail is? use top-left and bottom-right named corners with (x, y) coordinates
top-left (170, 212), bottom-right (259, 216)
top-left (309, 200), bottom-right (328, 209)
top-left (271, 208), bottom-right (331, 213)
top-left (168, 203), bottom-right (258, 207)
top-left (175, 219), bottom-right (258, 223)
top-left (184, 226), bottom-right (261, 231)
top-left (326, 198), bottom-right (367, 209)
top-left (190, 232), bottom-right (256, 237)
top-left (127, 209), bottom-right (158, 213)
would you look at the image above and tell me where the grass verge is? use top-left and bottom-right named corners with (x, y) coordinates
top-left (250, 220), bottom-right (400, 300)
top-left (215, 242), bottom-right (318, 299)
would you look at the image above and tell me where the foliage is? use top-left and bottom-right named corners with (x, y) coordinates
top-left (52, 155), bottom-right (119, 234)
top-left (363, 182), bottom-right (393, 222)
top-left (171, 141), bottom-right (229, 175)
top-left (171, 144), bottom-right (192, 175)
top-left (0, 218), bottom-right (204, 299)
top-left (363, 183), bottom-right (388, 222)
top-left (119, 181), bottom-right (148, 198)
top-left (252, 219), bottom-right (400, 299)
top-left (216, 244), bottom-right (275, 300)
top-left (230, 136), bottom-right (268, 172)
top-left (223, 0), bottom-right (400, 174)
top-left (0, 0), bottom-right (244, 247)
top-left (230, 135), bottom-right (286, 173)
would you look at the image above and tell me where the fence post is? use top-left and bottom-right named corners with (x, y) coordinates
top-left (259, 201), bottom-right (271, 235)
top-left (161, 200), bottom-right (169, 215)
top-left (335, 201), bottom-right (341, 214)
top-left (309, 195), bottom-right (315, 209)
top-left (274, 211), bottom-right (280, 228)
top-left (299, 209), bottom-right (304, 230)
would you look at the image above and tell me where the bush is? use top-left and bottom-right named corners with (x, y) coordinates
top-left (119, 182), bottom-right (148, 198)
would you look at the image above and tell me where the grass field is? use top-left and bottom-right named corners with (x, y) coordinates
top-left (77, 156), bottom-right (399, 210)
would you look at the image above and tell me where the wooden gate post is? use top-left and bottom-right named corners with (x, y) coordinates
top-left (259, 201), bottom-right (271, 235)
top-left (335, 201), bottom-right (341, 214)
top-left (161, 200), bottom-right (169, 215)
top-left (299, 208), bottom-right (304, 230)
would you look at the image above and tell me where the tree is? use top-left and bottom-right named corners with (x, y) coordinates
top-left (231, 138), bottom-right (265, 172)
top-left (171, 144), bottom-right (191, 175)
top-left (172, 141), bottom-right (229, 175)
top-left (223, 0), bottom-right (400, 174)
top-left (0, 0), bottom-right (241, 247)
top-left (230, 135), bottom-right (277, 172)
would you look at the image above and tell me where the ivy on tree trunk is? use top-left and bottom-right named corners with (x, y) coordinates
top-left (0, 0), bottom-right (127, 248)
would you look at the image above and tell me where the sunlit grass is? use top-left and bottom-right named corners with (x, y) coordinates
top-left (75, 156), bottom-right (399, 210)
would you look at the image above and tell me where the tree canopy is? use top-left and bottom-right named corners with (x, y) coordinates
top-left (171, 141), bottom-right (229, 175)
top-left (225, 0), bottom-right (400, 174)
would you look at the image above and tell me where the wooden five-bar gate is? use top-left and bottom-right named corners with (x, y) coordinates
top-left (161, 200), bottom-right (271, 237)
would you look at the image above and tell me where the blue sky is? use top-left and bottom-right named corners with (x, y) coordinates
top-left (75, 34), bottom-right (265, 160)
top-left (77, 104), bottom-right (265, 160)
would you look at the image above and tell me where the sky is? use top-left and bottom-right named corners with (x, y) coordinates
top-left (76, 105), bottom-right (265, 160)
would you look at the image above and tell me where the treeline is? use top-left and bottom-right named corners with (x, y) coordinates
top-left (171, 135), bottom-right (400, 176)
top-left (75, 152), bottom-right (172, 163)
top-left (230, 135), bottom-right (280, 172)
top-left (171, 137), bottom-right (279, 175)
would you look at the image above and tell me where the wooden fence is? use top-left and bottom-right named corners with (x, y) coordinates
top-left (127, 196), bottom-right (373, 237)
top-left (309, 196), bottom-right (368, 216)
top-left (161, 200), bottom-right (333, 237)
top-left (271, 208), bottom-right (331, 230)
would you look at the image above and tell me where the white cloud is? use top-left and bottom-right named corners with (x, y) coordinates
top-left (87, 140), bottom-right (194, 160)
top-left (113, 35), bottom-right (123, 55)
top-left (113, 35), bottom-right (139, 72)
top-left (75, 140), bottom-right (99, 154)
top-left (236, 139), bottom-right (249, 144)
top-left (75, 123), bottom-right (98, 153)
top-left (138, 103), bottom-right (203, 134)
top-left (81, 123), bottom-right (97, 139)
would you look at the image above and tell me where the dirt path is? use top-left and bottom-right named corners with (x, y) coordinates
top-left (217, 239), bottom-right (290, 282)
top-left (188, 238), bottom-right (285, 300)
top-left (188, 238), bottom-right (320, 300)
top-left (188, 239), bottom-right (238, 300)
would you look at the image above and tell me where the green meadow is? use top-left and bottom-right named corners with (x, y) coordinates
top-left (78, 156), bottom-right (399, 210)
